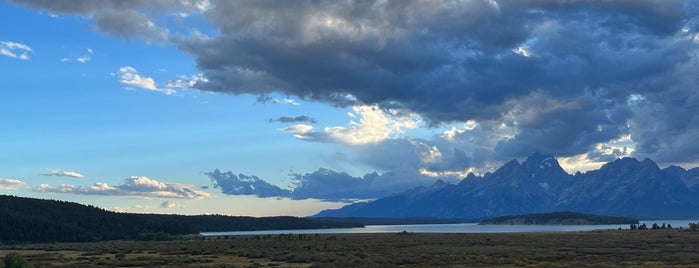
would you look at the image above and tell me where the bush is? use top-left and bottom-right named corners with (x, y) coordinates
top-left (4, 252), bottom-right (33, 268)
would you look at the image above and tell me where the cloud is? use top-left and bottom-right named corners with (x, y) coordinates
top-left (176, 1), bottom-right (699, 165)
top-left (134, 204), bottom-right (151, 210)
top-left (207, 168), bottom-right (440, 201)
top-left (118, 66), bottom-right (156, 89)
top-left (61, 48), bottom-right (92, 63)
top-left (92, 9), bottom-right (169, 42)
top-left (175, 0), bottom-right (682, 117)
top-left (41, 170), bottom-right (85, 178)
top-left (108, 206), bottom-right (125, 213)
top-left (9, 0), bottom-right (189, 42)
top-left (290, 168), bottom-right (435, 201)
top-left (0, 179), bottom-right (26, 190)
top-left (164, 74), bottom-right (208, 89)
top-left (273, 99), bottom-right (300, 106)
top-left (267, 115), bottom-right (317, 124)
top-left (206, 169), bottom-right (291, 198)
top-left (256, 95), bottom-right (301, 106)
top-left (11, 0), bottom-right (699, 166)
top-left (118, 66), bottom-right (176, 95)
top-left (282, 106), bottom-right (498, 176)
top-left (160, 200), bottom-right (176, 208)
top-left (0, 41), bottom-right (31, 60)
top-left (36, 176), bottom-right (211, 199)
top-left (284, 104), bottom-right (420, 145)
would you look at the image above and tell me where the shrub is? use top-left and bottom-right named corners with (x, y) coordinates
top-left (4, 252), bottom-right (34, 268)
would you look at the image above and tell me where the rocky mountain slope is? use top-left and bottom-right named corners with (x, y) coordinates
top-left (316, 153), bottom-right (699, 218)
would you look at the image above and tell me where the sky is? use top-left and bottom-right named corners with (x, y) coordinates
top-left (1, 0), bottom-right (699, 216)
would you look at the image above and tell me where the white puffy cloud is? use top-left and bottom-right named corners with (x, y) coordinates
top-left (164, 74), bottom-right (208, 89)
top-left (0, 41), bottom-right (31, 60)
top-left (134, 204), bottom-right (151, 210)
top-left (123, 176), bottom-right (168, 190)
top-left (284, 104), bottom-right (421, 145)
top-left (0, 179), bottom-right (26, 190)
top-left (284, 124), bottom-right (320, 141)
top-left (160, 200), bottom-right (177, 208)
top-left (118, 66), bottom-right (156, 90)
top-left (118, 66), bottom-right (176, 95)
top-left (440, 121), bottom-right (479, 141)
top-left (108, 206), bottom-right (126, 213)
top-left (41, 170), bottom-right (85, 178)
top-left (558, 134), bottom-right (636, 173)
top-left (35, 176), bottom-right (211, 199)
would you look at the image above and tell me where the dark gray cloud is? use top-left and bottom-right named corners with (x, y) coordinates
top-left (175, 0), bottom-right (699, 164)
top-left (91, 9), bottom-right (169, 42)
top-left (267, 115), bottom-right (317, 124)
top-left (9, 0), bottom-right (202, 42)
top-left (177, 1), bottom-right (690, 118)
top-left (207, 169), bottom-right (291, 198)
top-left (11, 0), bottom-right (699, 165)
top-left (492, 91), bottom-right (632, 159)
top-left (290, 168), bottom-right (434, 200)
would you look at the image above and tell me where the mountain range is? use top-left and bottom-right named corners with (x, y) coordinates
top-left (315, 153), bottom-right (699, 219)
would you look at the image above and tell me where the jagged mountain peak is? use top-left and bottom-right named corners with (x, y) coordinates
top-left (683, 168), bottom-right (699, 188)
top-left (524, 152), bottom-right (556, 164)
top-left (664, 165), bottom-right (687, 174)
top-left (598, 157), bottom-right (661, 174)
top-left (521, 153), bottom-right (566, 174)
top-left (490, 159), bottom-right (520, 176)
top-left (431, 179), bottom-right (448, 188)
top-left (316, 154), bottom-right (699, 218)
top-left (641, 158), bottom-right (660, 168)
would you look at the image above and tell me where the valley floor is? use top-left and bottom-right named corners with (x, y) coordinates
top-left (2, 229), bottom-right (699, 267)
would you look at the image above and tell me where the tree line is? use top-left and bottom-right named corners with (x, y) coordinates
top-left (0, 195), bottom-right (361, 243)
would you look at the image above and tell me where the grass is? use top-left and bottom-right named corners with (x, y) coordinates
top-left (3, 229), bottom-right (699, 267)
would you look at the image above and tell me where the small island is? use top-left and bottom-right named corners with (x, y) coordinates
top-left (479, 211), bottom-right (639, 225)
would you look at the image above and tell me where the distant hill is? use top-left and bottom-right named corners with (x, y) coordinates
top-left (0, 195), bottom-right (361, 243)
top-left (314, 217), bottom-right (477, 226)
top-left (315, 153), bottom-right (699, 218)
top-left (479, 212), bottom-right (638, 225)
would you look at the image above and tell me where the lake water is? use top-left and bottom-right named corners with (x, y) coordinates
top-left (201, 219), bottom-right (699, 236)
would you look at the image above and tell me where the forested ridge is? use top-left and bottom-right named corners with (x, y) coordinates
top-left (479, 211), bottom-right (639, 225)
top-left (0, 195), bottom-right (362, 243)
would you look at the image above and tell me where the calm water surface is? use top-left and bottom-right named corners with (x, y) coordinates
top-left (201, 219), bottom-right (699, 236)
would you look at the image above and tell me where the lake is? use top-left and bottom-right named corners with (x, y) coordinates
top-left (201, 219), bottom-right (699, 236)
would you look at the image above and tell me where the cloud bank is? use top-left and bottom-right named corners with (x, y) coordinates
top-left (207, 167), bottom-right (440, 201)
top-left (0, 179), bottom-right (26, 190)
top-left (207, 169), bottom-right (291, 198)
top-left (41, 170), bottom-right (85, 178)
top-left (36, 176), bottom-right (211, 199)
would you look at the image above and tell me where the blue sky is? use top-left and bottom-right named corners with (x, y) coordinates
top-left (0, 1), bottom-right (366, 214)
top-left (2, 0), bottom-right (699, 216)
